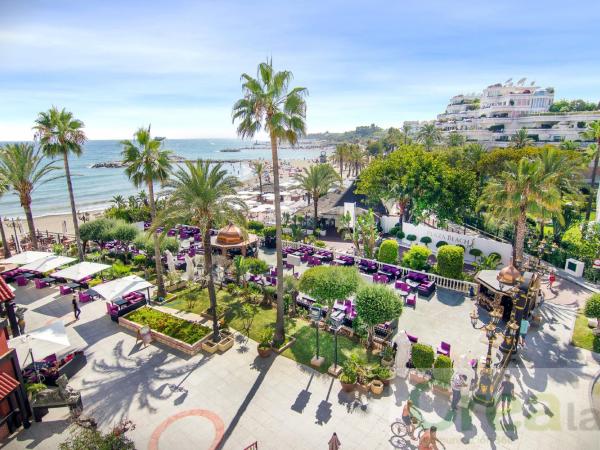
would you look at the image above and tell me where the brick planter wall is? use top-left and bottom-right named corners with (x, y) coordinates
top-left (118, 316), bottom-right (211, 356)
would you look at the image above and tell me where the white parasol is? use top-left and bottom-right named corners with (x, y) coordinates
top-left (8, 321), bottom-right (72, 366)
top-left (164, 250), bottom-right (176, 273)
top-left (394, 331), bottom-right (412, 378)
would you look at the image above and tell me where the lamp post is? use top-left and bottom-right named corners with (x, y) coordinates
top-left (328, 314), bottom-right (343, 376)
top-left (4, 218), bottom-right (21, 253)
top-left (309, 305), bottom-right (325, 368)
top-left (470, 307), bottom-right (502, 406)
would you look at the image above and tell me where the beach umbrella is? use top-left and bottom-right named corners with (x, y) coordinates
top-left (394, 331), bottom-right (411, 378)
top-left (164, 250), bottom-right (176, 273)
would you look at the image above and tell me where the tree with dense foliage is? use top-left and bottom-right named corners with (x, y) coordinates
top-left (121, 126), bottom-right (172, 298)
top-left (446, 132), bottom-right (465, 147)
top-left (366, 140), bottom-right (383, 158)
top-left (561, 223), bottom-right (600, 283)
top-left (435, 245), bottom-right (464, 279)
top-left (511, 128), bottom-right (533, 149)
top-left (478, 157), bottom-right (562, 264)
top-left (417, 124), bottom-right (442, 150)
top-left (584, 293), bottom-right (600, 332)
top-left (549, 99), bottom-right (599, 113)
top-left (233, 59), bottom-right (308, 345)
top-left (581, 121), bottom-right (600, 221)
top-left (250, 161), bottom-right (267, 199)
top-left (401, 245), bottom-right (431, 270)
top-left (377, 239), bottom-right (399, 264)
top-left (34, 107), bottom-right (87, 261)
top-left (354, 284), bottom-right (402, 347)
top-left (0, 143), bottom-right (60, 250)
top-left (299, 266), bottom-right (359, 320)
top-left (154, 161), bottom-right (245, 342)
top-left (133, 234), bottom-right (179, 256)
top-left (293, 163), bottom-right (340, 228)
top-left (79, 218), bottom-right (119, 250)
top-left (59, 419), bottom-right (136, 450)
top-left (559, 140), bottom-right (580, 151)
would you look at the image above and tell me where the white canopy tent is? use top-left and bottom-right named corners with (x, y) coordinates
top-left (8, 321), bottom-right (72, 363)
top-left (2, 251), bottom-right (53, 265)
top-left (51, 261), bottom-right (110, 281)
top-left (20, 255), bottom-right (76, 273)
top-left (92, 275), bottom-right (153, 302)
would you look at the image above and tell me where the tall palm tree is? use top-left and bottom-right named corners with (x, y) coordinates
top-left (232, 59), bottom-right (308, 345)
top-left (0, 175), bottom-right (11, 258)
top-left (478, 157), bottom-right (562, 264)
top-left (250, 161), bottom-right (267, 199)
top-left (581, 121), bottom-right (600, 220)
top-left (0, 144), bottom-right (60, 249)
top-left (417, 123), bottom-right (442, 150)
top-left (348, 144), bottom-right (366, 176)
top-left (111, 195), bottom-right (126, 209)
top-left (293, 164), bottom-right (340, 228)
top-left (332, 143), bottom-right (349, 176)
top-left (156, 162), bottom-right (245, 342)
top-left (510, 128), bottom-right (533, 149)
top-left (121, 126), bottom-right (172, 298)
top-left (446, 132), bottom-right (465, 147)
top-left (401, 123), bottom-right (413, 145)
top-left (34, 107), bottom-right (87, 261)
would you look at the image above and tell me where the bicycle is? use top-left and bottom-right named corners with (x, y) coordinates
top-left (390, 413), bottom-right (446, 449)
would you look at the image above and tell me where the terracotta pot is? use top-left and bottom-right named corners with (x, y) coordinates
top-left (381, 358), bottom-right (393, 367)
top-left (257, 345), bottom-right (272, 358)
top-left (340, 381), bottom-right (356, 392)
top-left (217, 336), bottom-right (234, 352)
top-left (409, 370), bottom-right (431, 385)
top-left (432, 384), bottom-right (451, 398)
top-left (201, 340), bottom-right (218, 354)
top-left (370, 380), bottom-right (384, 395)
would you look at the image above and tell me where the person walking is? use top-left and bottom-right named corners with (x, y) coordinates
top-left (548, 270), bottom-right (556, 290)
top-left (519, 317), bottom-right (530, 347)
top-left (401, 400), bottom-right (416, 440)
top-left (500, 373), bottom-right (515, 412)
top-left (72, 294), bottom-right (81, 321)
top-left (450, 373), bottom-right (467, 411)
top-left (418, 426), bottom-right (439, 450)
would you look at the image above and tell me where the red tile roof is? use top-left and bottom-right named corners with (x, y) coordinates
top-left (0, 276), bottom-right (14, 302)
top-left (0, 372), bottom-right (19, 400)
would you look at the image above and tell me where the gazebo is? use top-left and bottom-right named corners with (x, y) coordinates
top-left (210, 223), bottom-right (258, 257)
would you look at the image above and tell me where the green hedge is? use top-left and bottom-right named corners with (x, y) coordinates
top-left (411, 343), bottom-right (434, 371)
top-left (432, 355), bottom-right (453, 385)
top-left (401, 245), bottom-right (431, 271)
top-left (377, 239), bottom-right (399, 264)
top-left (127, 307), bottom-right (210, 344)
top-left (436, 245), bottom-right (464, 279)
top-left (584, 293), bottom-right (600, 319)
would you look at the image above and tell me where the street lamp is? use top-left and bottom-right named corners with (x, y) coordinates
top-left (4, 218), bottom-right (21, 253)
top-left (471, 307), bottom-right (502, 406)
top-left (309, 304), bottom-right (324, 368)
top-left (329, 314), bottom-right (344, 375)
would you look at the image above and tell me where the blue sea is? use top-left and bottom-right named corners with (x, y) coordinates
top-left (0, 138), bottom-right (329, 218)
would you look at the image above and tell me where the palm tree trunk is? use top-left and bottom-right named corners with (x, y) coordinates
top-left (22, 203), bottom-right (38, 250)
top-left (0, 216), bottom-right (10, 258)
top-left (585, 143), bottom-right (599, 221)
top-left (203, 227), bottom-right (220, 342)
top-left (514, 209), bottom-right (527, 266)
top-left (258, 175), bottom-right (263, 200)
top-left (63, 154), bottom-right (84, 261)
top-left (339, 158), bottom-right (343, 177)
top-left (269, 131), bottom-right (285, 345)
top-left (147, 180), bottom-right (166, 298)
top-left (313, 197), bottom-right (319, 232)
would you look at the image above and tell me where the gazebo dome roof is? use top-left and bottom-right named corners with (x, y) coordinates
top-left (216, 223), bottom-right (244, 245)
top-left (497, 262), bottom-right (522, 286)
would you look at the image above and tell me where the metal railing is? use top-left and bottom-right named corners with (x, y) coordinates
top-left (281, 240), bottom-right (479, 294)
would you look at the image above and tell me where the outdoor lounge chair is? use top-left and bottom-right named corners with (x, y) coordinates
top-left (59, 285), bottom-right (72, 296)
top-left (437, 341), bottom-right (451, 357)
top-left (405, 294), bottom-right (417, 308)
top-left (16, 275), bottom-right (28, 287)
top-left (34, 278), bottom-right (49, 289)
top-left (78, 292), bottom-right (92, 303)
top-left (417, 280), bottom-right (436, 297)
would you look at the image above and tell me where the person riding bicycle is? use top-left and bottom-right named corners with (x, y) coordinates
top-left (401, 400), bottom-right (416, 440)
top-left (418, 426), bottom-right (439, 450)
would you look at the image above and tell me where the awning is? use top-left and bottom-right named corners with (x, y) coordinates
top-left (0, 277), bottom-right (15, 302)
top-left (51, 261), bottom-right (110, 281)
top-left (8, 321), bottom-right (72, 364)
top-left (20, 255), bottom-right (76, 273)
top-left (2, 251), bottom-right (53, 265)
top-left (0, 372), bottom-right (19, 401)
top-left (92, 275), bottom-right (153, 302)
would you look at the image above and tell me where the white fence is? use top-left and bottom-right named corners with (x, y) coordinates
top-left (281, 240), bottom-right (479, 294)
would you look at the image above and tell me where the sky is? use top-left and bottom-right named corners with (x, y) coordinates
top-left (0, 0), bottom-right (599, 140)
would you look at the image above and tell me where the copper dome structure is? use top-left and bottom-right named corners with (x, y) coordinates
top-left (497, 261), bottom-right (522, 286)
top-left (216, 223), bottom-right (244, 245)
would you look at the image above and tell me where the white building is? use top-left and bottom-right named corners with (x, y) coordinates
top-left (435, 78), bottom-right (600, 146)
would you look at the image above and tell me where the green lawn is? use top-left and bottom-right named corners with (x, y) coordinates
top-left (167, 288), bottom-right (376, 372)
top-left (572, 314), bottom-right (600, 353)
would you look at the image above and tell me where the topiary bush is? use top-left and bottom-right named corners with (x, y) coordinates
top-left (396, 230), bottom-right (405, 240)
top-left (406, 234), bottom-right (417, 242)
top-left (245, 257), bottom-right (269, 275)
top-left (432, 355), bottom-right (453, 386)
top-left (377, 239), bottom-right (399, 264)
top-left (488, 252), bottom-right (501, 261)
top-left (411, 343), bottom-right (434, 372)
top-left (436, 245), bottom-right (464, 279)
top-left (420, 236), bottom-right (432, 246)
top-left (584, 293), bottom-right (600, 330)
top-left (436, 241), bottom-right (448, 248)
top-left (469, 248), bottom-right (482, 258)
top-left (401, 245), bottom-right (431, 270)
top-left (389, 225), bottom-right (400, 236)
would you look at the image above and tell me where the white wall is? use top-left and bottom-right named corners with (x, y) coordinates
top-left (383, 219), bottom-right (513, 265)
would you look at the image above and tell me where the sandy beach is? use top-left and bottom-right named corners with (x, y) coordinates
top-left (17, 157), bottom-right (319, 236)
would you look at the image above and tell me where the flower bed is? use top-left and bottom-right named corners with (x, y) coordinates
top-left (121, 307), bottom-right (211, 355)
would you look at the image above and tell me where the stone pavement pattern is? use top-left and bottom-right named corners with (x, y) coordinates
top-left (3, 276), bottom-right (600, 449)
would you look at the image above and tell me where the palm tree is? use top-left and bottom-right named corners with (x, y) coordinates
top-left (250, 161), bottom-right (267, 199)
top-left (293, 164), bottom-right (340, 229)
top-left (347, 144), bottom-right (365, 176)
top-left (417, 123), bottom-right (442, 150)
top-left (401, 123), bottom-right (413, 145)
top-left (510, 128), bottom-right (533, 149)
top-left (34, 107), bottom-right (87, 261)
top-left (478, 157), bottom-right (562, 264)
top-left (446, 132), bottom-right (465, 147)
top-left (559, 139), bottom-right (579, 151)
top-left (156, 162), bottom-right (245, 342)
top-left (581, 121), bottom-right (600, 220)
top-left (0, 144), bottom-right (60, 249)
top-left (137, 190), bottom-right (149, 207)
top-left (0, 175), bottom-right (11, 258)
top-left (121, 126), bottom-right (172, 298)
top-left (232, 59), bottom-right (308, 345)
top-left (111, 195), bottom-right (126, 209)
top-left (332, 143), bottom-right (349, 176)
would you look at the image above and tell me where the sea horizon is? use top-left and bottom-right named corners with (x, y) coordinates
top-left (0, 138), bottom-right (332, 218)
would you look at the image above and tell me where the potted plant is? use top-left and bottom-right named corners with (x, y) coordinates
top-left (370, 378), bottom-right (384, 395)
top-left (431, 355), bottom-right (453, 398)
top-left (25, 382), bottom-right (47, 402)
top-left (339, 360), bottom-right (357, 392)
top-left (257, 329), bottom-right (273, 358)
top-left (409, 343), bottom-right (434, 385)
top-left (372, 364), bottom-right (394, 387)
top-left (380, 346), bottom-right (394, 367)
